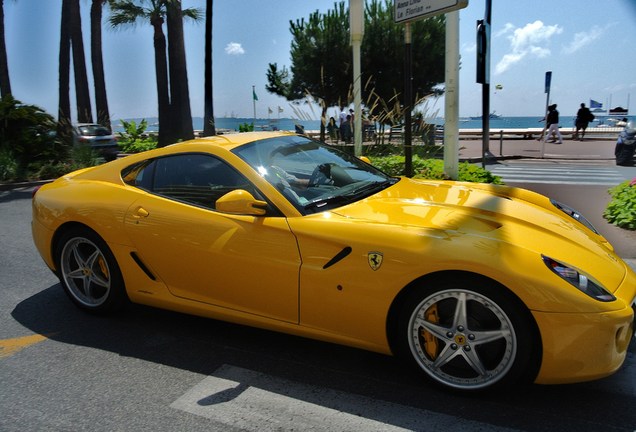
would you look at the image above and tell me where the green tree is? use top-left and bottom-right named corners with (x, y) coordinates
top-left (267, 1), bottom-right (351, 141)
top-left (0, 0), bottom-right (11, 97)
top-left (362, 0), bottom-right (445, 120)
top-left (267, 0), bottom-right (446, 135)
top-left (202, 0), bottom-right (215, 136)
top-left (0, 95), bottom-right (61, 173)
top-left (91, 0), bottom-right (111, 129)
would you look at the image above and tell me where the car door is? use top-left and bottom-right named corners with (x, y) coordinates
top-left (122, 153), bottom-right (301, 323)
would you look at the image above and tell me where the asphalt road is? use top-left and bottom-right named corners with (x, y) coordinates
top-left (1, 186), bottom-right (635, 432)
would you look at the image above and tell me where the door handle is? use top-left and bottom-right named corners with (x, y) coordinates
top-left (133, 206), bottom-right (150, 219)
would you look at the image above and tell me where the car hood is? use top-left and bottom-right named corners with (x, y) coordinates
top-left (330, 178), bottom-right (626, 288)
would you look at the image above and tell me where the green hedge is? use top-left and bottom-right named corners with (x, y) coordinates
top-left (370, 155), bottom-right (503, 184)
top-left (604, 179), bottom-right (636, 230)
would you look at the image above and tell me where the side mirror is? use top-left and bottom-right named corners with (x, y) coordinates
top-left (359, 156), bottom-right (372, 164)
top-left (216, 189), bottom-right (268, 216)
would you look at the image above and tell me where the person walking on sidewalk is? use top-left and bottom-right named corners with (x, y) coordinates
top-left (544, 104), bottom-right (563, 144)
top-left (574, 102), bottom-right (594, 141)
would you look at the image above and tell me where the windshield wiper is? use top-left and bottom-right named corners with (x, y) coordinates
top-left (304, 194), bottom-right (353, 211)
top-left (304, 179), bottom-right (397, 211)
top-left (346, 179), bottom-right (396, 198)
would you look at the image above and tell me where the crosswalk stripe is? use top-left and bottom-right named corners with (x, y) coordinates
top-left (487, 165), bottom-right (626, 185)
top-left (170, 365), bottom-right (519, 432)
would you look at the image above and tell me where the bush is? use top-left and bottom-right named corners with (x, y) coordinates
top-left (370, 155), bottom-right (503, 184)
top-left (117, 119), bottom-right (157, 153)
top-left (238, 122), bottom-right (254, 132)
top-left (604, 179), bottom-right (636, 230)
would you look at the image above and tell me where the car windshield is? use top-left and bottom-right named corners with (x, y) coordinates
top-left (233, 135), bottom-right (398, 214)
top-left (78, 125), bottom-right (111, 136)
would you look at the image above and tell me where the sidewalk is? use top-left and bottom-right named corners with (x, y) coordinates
top-left (456, 135), bottom-right (619, 162)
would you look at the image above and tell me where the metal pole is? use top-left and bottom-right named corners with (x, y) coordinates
top-left (481, 0), bottom-right (492, 168)
top-left (443, 11), bottom-right (459, 180)
top-left (353, 38), bottom-right (363, 156)
top-left (404, 22), bottom-right (413, 177)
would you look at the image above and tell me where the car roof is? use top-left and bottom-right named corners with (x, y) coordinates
top-left (163, 131), bottom-right (298, 152)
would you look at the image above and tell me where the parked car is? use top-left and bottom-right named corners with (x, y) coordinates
top-left (31, 131), bottom-right (636, 392)
top-left (73, 123), bottom-right (119, 160)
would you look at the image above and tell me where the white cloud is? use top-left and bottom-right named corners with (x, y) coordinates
top-left (495, 20), bottom-right (562, 74)
top-left (562, 25), bottom-right (604, 54)
top-left (225, 42), bottom-right (245, 55)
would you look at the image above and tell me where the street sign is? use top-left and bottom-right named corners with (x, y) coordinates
top-left (394, 0), bottom-right (468, 23)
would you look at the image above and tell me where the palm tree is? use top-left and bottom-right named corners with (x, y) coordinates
top-left (0, 0), bottom-right (12, 97)
top-left (166, 0), bottom-right (199, 141)
top-left (69, 0), bottom-right (93, 123)
top-left (202, 0), bottom-right (215, 136)
top-left (91, 0), bottom-right (111, 129)
top-left (109, 0), bottom-right (200, 146)
top-left (58, 0), bottom-right (72, 143)
top-left (110, 0), bottom-right (171, 145)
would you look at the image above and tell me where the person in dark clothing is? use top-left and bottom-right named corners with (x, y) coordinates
top-left (543, 104), bottom-right (563, 144)
top-left (574, 103), bottom-right (594, 141)
top-left (615, 120), bottom-right (636, 166)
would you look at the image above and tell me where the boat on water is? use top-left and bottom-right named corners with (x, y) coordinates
top-left (469, 112), bottom-right (501, 120)
top-left (609, 106), bottom-right (629, 115)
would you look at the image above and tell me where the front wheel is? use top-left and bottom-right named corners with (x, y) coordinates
top-left (55, 227), bottom-right (127, 314)
top-left (397, 278), bottom-right (540, 392)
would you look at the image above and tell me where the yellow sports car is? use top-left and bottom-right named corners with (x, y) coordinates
top-left (32, 131), bottom-right (635, 392)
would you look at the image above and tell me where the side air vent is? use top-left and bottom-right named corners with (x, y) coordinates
top-left (130, 252), bottom-right (157, 281)
top-left (323, 247), bottom-right (352, 269)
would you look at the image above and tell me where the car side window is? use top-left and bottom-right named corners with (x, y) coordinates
top-left (124, 154), bottom-right (261, 211)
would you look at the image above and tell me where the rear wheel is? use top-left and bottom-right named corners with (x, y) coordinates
top-left (55, 227), bottom-right (127, 313)
top-left (398, 277), bottom-right (540, 392)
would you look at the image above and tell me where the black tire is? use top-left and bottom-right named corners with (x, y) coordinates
top-left (397, 276), bottom-right (541, 392)
top-left (55, 227), bottom-right (128, 314)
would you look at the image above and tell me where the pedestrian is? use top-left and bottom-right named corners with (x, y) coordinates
top-left (544, 104), bottom-right (563, 144)
top-left (340, 115), bottom-right (352, 144)
top-left (327, 116), bottom-right (338, 143)
top-left (574, 103), bottom-right (594, 141)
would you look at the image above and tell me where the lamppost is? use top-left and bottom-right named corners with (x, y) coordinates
top-left (349, 0), bottom-right (364, 156)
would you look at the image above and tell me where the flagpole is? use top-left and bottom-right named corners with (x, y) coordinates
top-left (252, 85), bottom-right (257, 124)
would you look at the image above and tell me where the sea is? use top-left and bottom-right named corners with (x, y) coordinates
top-left (114, 115), bottom-right (634, 133)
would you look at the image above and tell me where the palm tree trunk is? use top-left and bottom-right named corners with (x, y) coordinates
top-left (0, 0), bottom-right (12, 97)
top-left (202, 0), bottom-right (215, 136)
top-left (69, 0), bottom-right (93, 124)
top-left (58, 0), bottom-right (72, 144)
top-left (91, 0), bottom-right (110, 129)
top-left (151, 16), bottom-right (171, 147)
top-left (166, 1), bottom-right (194, 141)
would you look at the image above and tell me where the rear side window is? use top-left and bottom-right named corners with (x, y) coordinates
top-left (122, 153), bottom-right (263, 210)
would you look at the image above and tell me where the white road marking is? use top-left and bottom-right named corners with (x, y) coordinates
top-left (171, 364), bottom-right (518, 431)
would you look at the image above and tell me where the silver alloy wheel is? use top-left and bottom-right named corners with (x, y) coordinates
top-left (60, 237), bottom-right (112, 307)
top-left (407, 289), bottom-right (517, 390)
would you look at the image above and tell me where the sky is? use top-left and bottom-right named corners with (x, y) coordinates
top-left (4, 0), bottom-right (636, 122)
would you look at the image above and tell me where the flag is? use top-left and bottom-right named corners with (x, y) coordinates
top-left (590, 99), bottom-right (603, 109)
top-left (278, 106), bottom-right (284, 113)
top-left (268, 107), bottom-right (273, 114)
top-left (252, 89), bottom-right (258, 101)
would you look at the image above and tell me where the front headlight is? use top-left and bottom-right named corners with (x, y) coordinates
top-left (542, 255), bottom-right (616, 302)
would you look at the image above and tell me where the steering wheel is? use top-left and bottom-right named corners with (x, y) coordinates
top-left (308, 163), bottom-right (333, 187)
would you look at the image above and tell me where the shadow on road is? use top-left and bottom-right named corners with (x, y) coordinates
top-left (12, 284), bottom-right (636, 431)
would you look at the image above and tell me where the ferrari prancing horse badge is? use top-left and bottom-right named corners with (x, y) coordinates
top-left (368, 252), bottom-right (383, 271)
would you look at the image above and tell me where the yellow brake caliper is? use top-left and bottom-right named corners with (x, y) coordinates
top-left (422, 304), bottom-right (440, 359)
